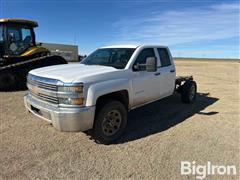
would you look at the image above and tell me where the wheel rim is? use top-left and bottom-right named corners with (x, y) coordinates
top-left (189, 85), bottom-right (196, 100)
top-left (101, 110), bottom-right (122, 136)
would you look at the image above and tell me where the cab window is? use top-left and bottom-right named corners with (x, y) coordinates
top-left (157, 48), bottom-right (171, 67)
top-left (135, 48), bottom-right (155, 64)
top-left (0, 25), bottom-right (3, 42)
top-left (133, 48), bottom-right (155, 71)
top-left (0, 25), bottom-right (3, 56)
top-left (7, 26), bottom-right (34, 55)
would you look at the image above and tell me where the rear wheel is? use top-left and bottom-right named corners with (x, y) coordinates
top-left (0, 72), bottom-right (16, 91)
top-left (93, 100), bottom-right (127, 144)
top-left (181, 80), bottom-right (197, 103)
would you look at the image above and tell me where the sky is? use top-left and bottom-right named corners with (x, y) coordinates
top-left (0, 0), bottom-right (239, 58)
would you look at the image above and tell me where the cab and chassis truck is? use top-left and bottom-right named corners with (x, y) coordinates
top-left (24, 45), bottom-right (197, 144)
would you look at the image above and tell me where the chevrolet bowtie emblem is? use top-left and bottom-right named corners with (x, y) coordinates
top-left (31, 85), bottom-right (39, 94)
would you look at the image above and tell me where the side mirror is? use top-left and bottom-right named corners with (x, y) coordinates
top-left (133, 64), bottom-right (139, 71)
top-left (146, 57), bottom-right (157, 72)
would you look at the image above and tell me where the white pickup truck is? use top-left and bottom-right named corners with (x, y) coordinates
top-left (24, 45), bottom-right (197, 144)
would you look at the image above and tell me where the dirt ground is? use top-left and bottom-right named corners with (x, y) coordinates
top-left (0, 59), bottom-right (239, 180)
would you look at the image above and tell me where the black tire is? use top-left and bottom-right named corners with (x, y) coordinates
top-left (0, 72), bottom-right (16, 91)
top-left (181, 80), bottom-right (197, 103)
top-left (93, 100), bottom-right (127, 144)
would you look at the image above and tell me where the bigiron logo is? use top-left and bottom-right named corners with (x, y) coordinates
top-left (180, 161), bottom-right (237, 179)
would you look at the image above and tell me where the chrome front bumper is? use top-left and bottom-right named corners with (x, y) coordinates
top-left (24, 94), bottom-right (95, 132)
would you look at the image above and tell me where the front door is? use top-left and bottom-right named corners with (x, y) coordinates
top-left (132, 48), bottom-right (161, 107)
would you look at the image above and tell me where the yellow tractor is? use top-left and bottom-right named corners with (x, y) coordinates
top-left (0, 18), bottom-right (67, 90)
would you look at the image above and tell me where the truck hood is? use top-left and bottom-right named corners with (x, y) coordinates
top-left (29, 64), bottom-right (121, 83)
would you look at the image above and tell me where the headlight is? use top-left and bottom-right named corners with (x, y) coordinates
top-left (59, 97), bottom-right (84, 106)
top-left (58, 84), bottom-right (83, 92)
top-left (58, 83), bottom-right (84, 106)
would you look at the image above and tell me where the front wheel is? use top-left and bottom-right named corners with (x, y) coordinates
top-left (93, 100), bottom-right (127, 144)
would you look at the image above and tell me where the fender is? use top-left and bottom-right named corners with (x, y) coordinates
top-left (85, 78), bottom-right (132, 107)
top-left (20, 46), bottom-right (49, 57)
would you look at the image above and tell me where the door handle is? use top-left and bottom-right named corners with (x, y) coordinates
top-left (170, 69), bottom-right (175, 73)
top-left (154, 72), bottom-right (161, 76)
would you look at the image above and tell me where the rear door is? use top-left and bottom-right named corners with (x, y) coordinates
top-left (157, 48), bottom-right (176, 97)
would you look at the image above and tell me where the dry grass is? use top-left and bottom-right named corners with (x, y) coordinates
top-left (174, 57), bottom-right (240, 62)
top-left (0, 59), bottom-right (239, 179)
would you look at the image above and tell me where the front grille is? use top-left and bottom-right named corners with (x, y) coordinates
top-left (27, 78), bottom-right (58, 91)
top-left (27, 74), bottom-right (60, 104)
top-left (30, 91), bottom-right (59, 104)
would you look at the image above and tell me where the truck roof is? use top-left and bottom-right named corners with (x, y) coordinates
top-left (0, 18), bottom-right (38, 27)
top-left (100, 45), bottom-right (139, 49)
top-left (100, 45), bottom-right (168, 49)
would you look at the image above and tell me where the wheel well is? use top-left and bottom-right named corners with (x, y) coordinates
top-left (96, 90), bottom-right (129, 111)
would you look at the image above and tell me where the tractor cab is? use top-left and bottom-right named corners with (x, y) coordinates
top-left (0, 18), bottom-right (38, 58)
top-left (0, 18), bottom-right (49, 65)
top-left (0, 18), bottom-right (66, 91)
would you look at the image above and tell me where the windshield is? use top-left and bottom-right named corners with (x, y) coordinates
top-left (81, 48), bottom-right (135, 69)
top-left (7, 26), bottom-right (34, 55)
